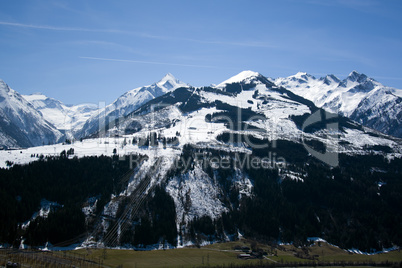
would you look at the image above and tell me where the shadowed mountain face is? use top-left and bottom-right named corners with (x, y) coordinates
top-left (0, 80), bottom-right (63, 148)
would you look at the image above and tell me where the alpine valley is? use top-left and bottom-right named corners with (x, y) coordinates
top-left (0, 71), bottom-right (401, 253)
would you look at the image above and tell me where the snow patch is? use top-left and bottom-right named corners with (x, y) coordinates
top-left (22, 199), bottom-right (62, 229)
top-left (166, 164), bottom-right (227, 225)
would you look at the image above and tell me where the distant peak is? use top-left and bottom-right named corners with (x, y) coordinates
top-left (291, 72), bottom-right (314, 80)
top-left (23, 93), bottom-right (48, 102)
top-left (347, 70), bottom-right (369, 83)
top-left (0, 79), bottom-right (11, 94)
top-left (326, 74), bottom-right (339, 80)
top-left (156, 73), bottom-right (177, 86)
top-left (320, 74), bottom-right (341, 85)
top-left (231, 70), bottom-right (261, 79)
top-left (0, 79), bottom-right (8, 87)
top-left (217, 70), bottom-right (261, 87)
top-left (237, 70), bottom-right (261, 77)
top-left (160, 73), bottom-right (176, 81)
top-left (31, 92), bottom-right (44, 96)
top-left (337, 71), bottom-right (379, 91)
top-left (295, 71), bottom-right (308, 77)
top-left (155, 73), bottom-right (189, 91)
top-left (349, 70), bottom-right (360, 77)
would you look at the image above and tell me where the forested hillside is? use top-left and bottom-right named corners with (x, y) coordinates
top-left (1, 141), bottom-right (401, 252)
top-left (0, 154), bottom-right (130, 247)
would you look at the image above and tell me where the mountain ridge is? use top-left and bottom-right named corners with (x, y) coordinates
top-left (1, 70), bottom-right (401, 148)
top-left (0, 79), bottom-right (63, 148)
top-left (75, 73), bottom-right (189, 139)
top-left (0, 72), bottom-right (401, 251)
top-left (273, 71), bottom-right (402, 137)
top-left (22, 93), bottom-right (99, 136)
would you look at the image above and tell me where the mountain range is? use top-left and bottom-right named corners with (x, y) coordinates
top-left (75, 73), bottom-right (189, 139)
top-left (1, 70), bottom-right (400, 149)
top-left (274, 71), bottom-right (402, 138)
top-left (0, 80), bottom-right (63, 148)
top-left (22, 93), bottom-right (99, 136)
top-left (0, 70), bottom-right (401, 251)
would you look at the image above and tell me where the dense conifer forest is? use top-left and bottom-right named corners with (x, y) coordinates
top-left (0, 154), bottom-right (130, 247)
top-left (174, 141), bottom-right (402, 252)
top-left (0, 139), bottom-right (401, 251)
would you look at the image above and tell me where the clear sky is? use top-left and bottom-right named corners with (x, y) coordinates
top-left (0, 0), bottom-right (401, 105)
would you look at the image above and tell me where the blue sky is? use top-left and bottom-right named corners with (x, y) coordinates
top-left (0, 0), bottom-right (401, 105)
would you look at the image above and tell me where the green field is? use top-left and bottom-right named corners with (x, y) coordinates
top-left (2, 240), bottom-right (401, 268)
top-left (73, 239), bottom-right (402, 268)
top-left (75, 246), bottom-right (270, 268)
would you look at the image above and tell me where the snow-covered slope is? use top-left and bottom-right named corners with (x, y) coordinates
top-left (76, 73), bottom-right (189, 139)
top-left (1, 71), bottom-right (401, 249)
top-left (217, 70), bottom-right (262, 87)
top-left (23, 93), bottom-right (98, 136)
top-left (77, 71), bottom-right (402, 245)
top-left (0, 79), bottom-right (63, 148)
top-left (88, 70), bottom-right (401, 160)
top-left (274, 71), bottom-right (402, 137)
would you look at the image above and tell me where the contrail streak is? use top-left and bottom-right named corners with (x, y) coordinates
top-left (79, 56), bottom-right (220, 69)
top-left (0, 21), bottom-right (276, 48)
top-left (0, 21), bottom-right (134, 35)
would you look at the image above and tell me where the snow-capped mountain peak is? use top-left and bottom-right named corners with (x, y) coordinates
top-left (274, 71), bottom-right (402, 137)
top-left (23, 93), bottom-right (47, 101)
top-left (111, 73), bottom-right (188, 108)
top-left (276, 72), bottom-right (317, 87)
top-left (344, 71), bottom-right (379, 87)
top-left (155, 73), bottom-right (189, 91)
top-left (0, 80), bottom-right (63, 148)
top-left (1, 72), bottom-right (402, 252)
top-left (24, 93), bottom-right (63, 109)
top-left (161, 72), bottom-right (176, 81)
top-left (347, 70), bottom-right (365, 82)
top-left (22, 93), bottom-right (99, 134)
top-left (320, 74), bottom-right (341, 86)
top-left (0, 79), bottom-right (10, 94)
top-left (340, 71), bottom-right (378, 93)
top-left (292, 72), bottom-right (316, 80)
top-left (217, 70), bottom-right (261, 87)
top-left (293, 72), bottom-right (311, 79)
top-left (76, 74), bottom-right (190, 139)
